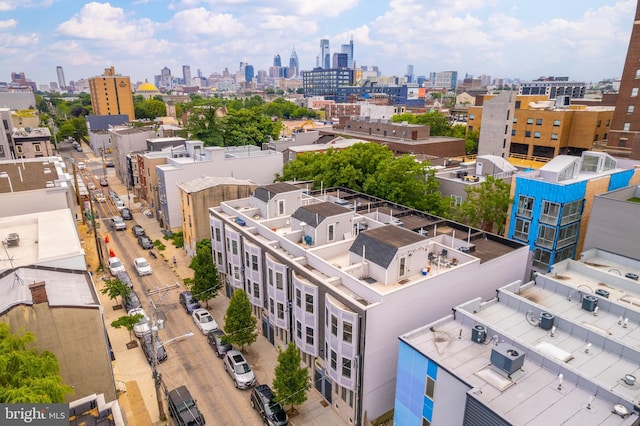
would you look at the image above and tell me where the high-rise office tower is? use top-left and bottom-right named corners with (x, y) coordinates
top-left (320, 39), bottom-right (330, 69)
top-left (88, 66), bottom-right (135, 121)
top-left (332, 53), bottom-right (348, 68)
top-left (182, 65), bottom-right (191, 86)
top-left (341, 36), bottom-right (354, 69)
top-left (160, 66), bottom-right (172, 90)
top-left (56, 66), bottom-right (66, 89)
top-left (405, 65), bottom-right (414, 83)
top-left (289, 48), bottom-right (299, 77)
top-left (273, 54), bottom-right (282, 68)
top-left (608, 0), bottom-right (640, 158)
top-left (245, 65), bottom-right (254, 82)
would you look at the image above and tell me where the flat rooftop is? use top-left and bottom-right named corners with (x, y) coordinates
top-left (0, 158), bottom-right (65, 193)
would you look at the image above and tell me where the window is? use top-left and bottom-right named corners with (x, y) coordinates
top-left (555, 245), bottom-right (576, 263)
top-left (551, 133), bottom-right (558, 140)
top-left (540, 201), bottom-right (560, 225)
top-left (328, 223), bottom-right (335, 242)
top-left (269, 298), bottom-right (274, 314)
top-left (450, 194), bottom-right (462, 207)
top-left (513, 117), bottom-right (518, 123)
top-left (534, 132), bottom-right (541, 138)
top-left (343, 322), bottom-right (353, 343)
top-left (253, 281), bottom-right (260, 298)
top-left (425, 376), bottom-right (435, 399)
top-left (231, 240), bottom-right (238, 255)
top-left (536, 225), bottom-right (556, 249)
top-left (468, 126), bottom-right (473, 132)
top-left (245, 252), bottom-right (249, 266)
top-left (342, 358), bottom-right (352, 378)
top-left (252, 255), bottom-right (258, 271)
top-left (631, 88), bottom-right (638, 97)
top-left (511, 129), bottom-right (516, 136)
top-left (331, 315), bottom-right (338, 336)
top-left (296, 321), bottom-right (302, 339)
top-left (469, 114), bottom-right (475, 120)
top-left (526, 118), bottom-right (533, 124)
top-left (217, 252), bottom-right (223, 265)
top-left (330, 350), bottom-right (337, 370)
top-left (276, 272), bottom-right (283, 290)
top-left (596, 120), bottom-right (602, 127)
top-left (268, 269), bottom-right (273, 286)
top-left (515, 101), bottom-right (521, 109)
top-left (553, 120), bottom-right (561, 126)
top-left (636, 69), bottom-right (640, 79)
top-left (16, 145), bottom-right (23, 154)
top-left (246, 279), bottom-right (251, 295)
top-left (536, 118), bottom-right (543, 125)
top-left (557, 223), bottom-right (579, 248)
top-left (306, 327), bottom-right (314, 345)
top-left (624, 122), bottom-right (631, 131)
top-left (278, 199), bottom-right (285, 215)
top-left (533, 248), bottom-right (551, 270)
top-left (277, 302), bottom-right (284, 319)
top-left (215, 227), bottom-right (221, 241)
top-left (504, 125), bottom-right (508, 135)
top-left (514, 218), bottom-right (530, 241)
top-left (305, 294), bottom-right (314, 313)
top-left (628, 105), bottom-right (635, 114)
top-left (525, 131), bottom-right (531, 137)
top-left (233, 266), bottom-right (240, 280)
top-left (606, 119), bottom-right (610, 126)
top-left (296, 289), bottom-right (301, 308)
top-left (399, 256), bottom-right (407, 277)
top-left (34, 144), bottom-right (41, 152)
top-left (517, 195), bottom-right (534, 218)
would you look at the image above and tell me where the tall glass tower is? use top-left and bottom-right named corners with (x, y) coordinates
top-left (273, 54), bottom-right (282, 67)
top-left (289, 48), bottom-right (299, 77)
top-left (320, 39), bottom-right (330, 69)
top-left (341, 36), bottom-right (354, 69)
top-left (56, 66), bottom-right (66, 89)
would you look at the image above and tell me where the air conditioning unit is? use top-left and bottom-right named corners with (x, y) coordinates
top-left (490, 343), bottom-right (525, 376)
top-left (582, 295), bottom-right (598, 312)
top-left (471, 324), bottom-right (487, 344)
top-left (539, 312), bottom-right (555, 330)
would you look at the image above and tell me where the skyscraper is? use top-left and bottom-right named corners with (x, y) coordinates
top-left (320, 39), bottom-right (330, 69)
top-left (273, 54), bottom-right (282, 68)
top-left (289, 48), bottom-right (299, 77)
top-left (56, 66), bottom-right (66, 90)
top-left (182, 65), bottom-right (191, 86)
top-left (341, 36), bottom-right (354, 69)
top-left (160, 66), bottom-right (172, 90)
top-left (405, 65), bottom-right (414, 83)
top-left (608, 0), bottom-right (640, 159)
top-left (88, 66), bottom-right (135, 121)
top-left (245, 64), bottom-right (254, 82)
top-left (332, 53), bottom-right (348, 68)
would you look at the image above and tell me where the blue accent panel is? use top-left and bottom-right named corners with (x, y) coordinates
top-left (609, 170), bottom-right (633, 191)
top-left (427, 360), bottom-right (438, 379)
top-left (395, 341), bottom-right (431, 425)
top-left (423, 398), bottom-right (434, 421)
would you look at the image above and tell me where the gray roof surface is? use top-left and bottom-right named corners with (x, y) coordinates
top-left (253, 182), bottom-right (300, 202)
top-left (86, 115), bottom-right (129, 131)
top-left (349, 225), bottom-right (426, 268)
top-left (177, 176), bottom-right (256, 193)
top-left (0, 159), bottom-right (61, 193)
top-left (291, 202), bottom-right (351, 227)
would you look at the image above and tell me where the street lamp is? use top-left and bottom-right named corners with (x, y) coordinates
top-left (0, 172), bottom-right (13, 193)
top-left (151, 322), bottom-right (193, 421)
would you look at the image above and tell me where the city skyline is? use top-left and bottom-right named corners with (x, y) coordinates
top-left (0, 0), bottom-right (635, 86)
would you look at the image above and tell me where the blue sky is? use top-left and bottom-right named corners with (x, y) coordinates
top-left (0, 0), bottom-right (635, 87)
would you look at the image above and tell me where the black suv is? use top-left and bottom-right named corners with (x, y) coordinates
top-left (250, 384), bottom-right (289, 426)
top-left (123, 289), bottom-right (142, 311)
top-left (139, 333), bottom-right (167, 365)
top-left (167, 386), bottom-right (205, 425)
top-left (207, 329), bottom-right (232, 358)
top-left (138, 235), bottom-right (154, 249)
top-left (116, 271), bottom-right (133, 289)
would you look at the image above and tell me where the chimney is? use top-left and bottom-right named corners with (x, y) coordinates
top-left (29, 281), bottom-right (48, 305)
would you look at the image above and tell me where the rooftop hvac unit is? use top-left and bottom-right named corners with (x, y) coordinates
top-left (471, 325), bottom-right (487, 344)
top-left (595, 289), bottom-right (610, 298)
top-left (539, 312), bottom-right (555, 330)
top-left (582, 295), bottom-right (598, 312)
top-left (490, 343), bottom-right (525, 376)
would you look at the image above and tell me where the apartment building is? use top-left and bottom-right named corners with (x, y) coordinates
top-left (88, 66), bottom-right (135, 121)
top-left (470, 94), bottom-right (614, 160)
top-left (505, 151), bottom-right (640, 272)
top-left (209, 185), bottom-right (529, 424)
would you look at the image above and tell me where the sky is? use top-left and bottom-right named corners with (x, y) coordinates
top-left (0, 0), bottom-right (636, 87)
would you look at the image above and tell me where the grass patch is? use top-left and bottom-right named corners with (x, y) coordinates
top-left (628, 197), bottom-right (640, 203)
top-left (153, 240), bottom-right (166, 251)
top-left (163, 231), bottom-right (184, 248)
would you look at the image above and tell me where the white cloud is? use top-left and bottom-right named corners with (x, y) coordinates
top-left (291, 0), bottom-right (359, 17)
top-left (0, 19), bottom-right (17, 29)
top-left (170, 7), bottom-right (245, 37)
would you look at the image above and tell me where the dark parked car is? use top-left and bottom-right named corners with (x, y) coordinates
top-left (105, 161), bottom-right (115, 168)
top-left (179, 291), bottom-right (201, 314)
top-left (123, 289), bottom-right (142, 311)
top-left (207, 329), bottom-right (232, 358)
top-left (121, 208), bottom-right (133, 220)
top-left (139, 333), bottom-right (167, 365)
top-left (250, 384), bottom-right (289, 426)
top-left (115, 270), bottom-right (133, 289)
top-left (138, 235), bottom-right (154, 249)
top-left (99, 177), bottom-right (109, 187)
top-left (132, 224), bottom-right (146, 237)
top-left (167, 386), bottom-right (205, 425)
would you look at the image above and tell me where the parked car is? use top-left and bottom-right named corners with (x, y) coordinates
top-left (132, 224), bottom-right (146, 237)
top-left (77, 161), bottom-right (86, 170)
top-left (115, 199), bottom-right (126, 211)
top-left (133, 257), bottom-right (152, 276)
top-left (192, 308), bottom-right (218, 335)
top-left (123, 289), bottom-right (142, 311)
top-left (87, 182), bottom-right (96, 191)
top-left (128, 308), bottom-right (150, 337)
top-left (99, 177), bottom-right (108, 186)
top-left (112, 216), bottom-right (126, 231)
top-left (223, 350), bottom-right (255, 389)
top-left (75, 145), bottom-right (83, 152)
top-left (121, 208), bottom-right (133, 220)
top-left (179, 291), bottom-right (201, 314)
top-left (139, 333), bottom-right (167, 365)
top-left (105, 161), bottom-right (115, 168)
top-left (108, 256), bottom-right (125, 276)
top-left (167, 386), bottom-right (205, 426)
top-left (250, 384), bottom-right (289, 426)
top-left (137, 235), bottom-right (154, 250)
top-left (109, 191), bottom-right (119, 202)
top-left (94, 191), bottom-right (106, 203)
top-left (116, 270), bottom-right (133, 289)
top-left (207, 329), bottom-right (232, 358)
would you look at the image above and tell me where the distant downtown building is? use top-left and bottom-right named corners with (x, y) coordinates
top-left (320, 39), bottom-right (331, 69)
top-left (182, 65), bottom-right (191, 86)
top-left (341, 37), bottom-right (354, 69)
top-left (517, 78), bottom-right (586, 100)
top-left (302, 68), bottom-right (354, 101)
top-left (289, 48), bottom-right (299, 77)
top-left (88, 66), bottom-right (135, 121)
top-left (56, 66), bottom-right (66, 90)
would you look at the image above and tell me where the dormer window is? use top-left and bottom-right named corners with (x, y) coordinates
top-left (278, 199), bottom-right (285, 216)
top-left (399, 256), bottom-right (407, 277)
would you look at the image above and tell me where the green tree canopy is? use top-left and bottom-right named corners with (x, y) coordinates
top-left (223, 290), bottom-right (258, 351)
top-left (188, 239), bottom-right (222, 307)
top-left (273, 342), bottom-right (310, 411)
top-left (185, 102), bottom-right (225, 146)
top-left (100, 278), bottom-right (131, 307)
top-left (0, 323), bottom-right (74, 403)
top-left (111, 313), bottom-right (144, 342)
top-left (135, 98), bottom-right (167, 120)
top-left (453, 175), bottom-right (512, 234)
top-left (393, 111), bottom-right (452, 136)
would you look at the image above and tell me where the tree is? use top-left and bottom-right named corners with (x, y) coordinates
top-left (100, 278), bottom-right (131, 308)
top-left (0, 323), bottom-right (74, 403)
top-left (111, 313), bottom-right (144, 343)
top-left (135, 98), bottom-right (167, 119)
top-left (188, 239), bottom-right (222, 307)
top-left (272, 342), bottom-right (310, 412)
top-left (223, 289), bottom-right (257, 351)
top-left (185, 101), bottom-right (225, 146)
top-left (453, 176), bottom-right (512, 234)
